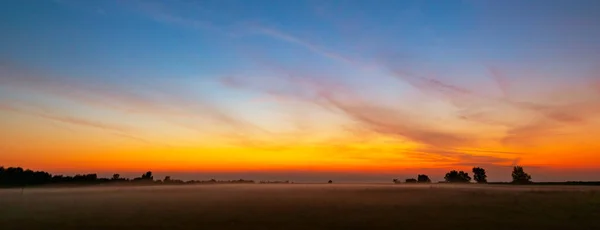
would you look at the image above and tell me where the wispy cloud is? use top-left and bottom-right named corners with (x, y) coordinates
top-left (0, 102), bottom-right (131, 134)
top-left (222, 71), bottom-right (471, 149)
top-left (251, 26), bottom-right (355, 64)
top-left (0, 63), bottom-right (262, 137)
top-left (134, 2), bottom-right (215, 31)
top-left (487, 66), bottom-right (511, 98)
top-left (373, 54), bottom-right (600, 148)
top-left (501, 120), bottom-right (558, 146)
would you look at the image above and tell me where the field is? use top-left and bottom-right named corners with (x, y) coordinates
top-left (1, 184), bottom-right (599, 230)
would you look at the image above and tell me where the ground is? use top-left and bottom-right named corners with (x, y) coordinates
top-left (1, 184), bottom-right (599, 230)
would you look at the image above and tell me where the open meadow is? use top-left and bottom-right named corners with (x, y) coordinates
top-left (1, 184), bottom-right (599, 230)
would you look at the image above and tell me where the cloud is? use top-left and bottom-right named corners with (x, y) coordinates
top-left (319, 96), bottom-right (468, 147)
top-left (376, 55), bottom-right (600, 148)
top-left (251, 26), bottom-right (356, 65)
top-left (501, 120), bottom-right (556, 146)
top-left (394, 147), bottom-right (516, 167)
top-left (220, 133), bottom-right (297, 151)
top-left (125, 0), bottom-right (217, 31)
top-left (38, 113), bottom-right (131, 133)
top-left (380, 55), bottom-right (473, 106)
top-left (0, 63), bottom-right (262, 136)
top-left (487, 66), bottom-right (511, 97)
top-left (0, 102), bottom-right (131, 134)
top-left (222, 72), bottom-right (470, 149)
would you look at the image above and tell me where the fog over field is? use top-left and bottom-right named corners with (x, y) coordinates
top-left (1, 184), bottom-right (599, 230)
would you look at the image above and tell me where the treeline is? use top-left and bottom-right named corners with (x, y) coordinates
top-left (0, 166), bottom-right (253, 188)
top-left (3, 165), bottom-right (599, 188)
top-left (394, 166), bottom-right (539, 184)
top-left (259, 180), bottom-right (291, 184)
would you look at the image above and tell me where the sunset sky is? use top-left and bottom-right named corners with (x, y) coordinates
top-left (1, 0), bottom-right (599, 182)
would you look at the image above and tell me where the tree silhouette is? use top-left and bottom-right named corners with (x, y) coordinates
top-left (142, 171), bottom-right (153, 180)
top-left (512, 166), bottom-right (532, 184)
top-left (1, 165), bottom-right (250, 187)
top-left (417, 174), bottom-right (431, 183)
top-left (444, 170), bottom-right (471, 183)
top-left (405, 178), bottom-right (417, 183)
top-left (472, 167), bottom-right (488, 183)
top-left (164, 176), bottom-right (171, 183)
top-left (328, 180), bottom-right (333, 184)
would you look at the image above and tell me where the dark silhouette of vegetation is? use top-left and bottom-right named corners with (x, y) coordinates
top-left (472, 167), bottom-right (487, 183)
top-left (405, 178), bottom-right (418, 183)
top-left (444, 170), bottom-right (471, 183)
top-left (0, 166), bottom-right (254, 188)
top-left (393, 175), bottom-right (430, 184)
top-left (512, 166), bottom-right (532, 184)
top-left (2, 165), bottom-right (599, 188)
top-left (184, 179), bottom-right (254, 184)
top-left (417, 174), bottom-right (431, 183)
top-left (259, 180), bottom-right (291, 184)
top-left (134, 171), bottom-right (153, 181)
top-left (161, 176), bottom-right (186, 184)
top-left (0, 166), bottom-right (51, 187)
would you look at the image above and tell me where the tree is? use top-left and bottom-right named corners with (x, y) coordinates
top-left (512, 166), bottom-right (532, 184)
top-left (112, 174), bottom-right (121, 180)
top-left (472, 167), bottom-right (488, 183)
top-left (142, 171), bottom-right (153, 180)
top-left (444, 170), bottom-right (471, 183)
top-left (405, 178), bottom-right (417, 183)
top-left (417, 174), bottom-right (431, 183)
top-left (164, 176), bottom-right (171, 183)
top-left (328, 180), bottom-right (333, 184)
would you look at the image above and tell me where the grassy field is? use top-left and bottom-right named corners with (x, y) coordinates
top-left (1, 184), bottom-right (599, 230)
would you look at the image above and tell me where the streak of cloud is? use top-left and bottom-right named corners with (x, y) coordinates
top-left (0, 63), bottom-right (260, 135)
top-left (377, 55), bottom-right (600, 148)
top-left (393, 148), bottom-right (516, 167)
top-left (0, 102), bottom-right (131, 134)
top-left (251, 26), bottom-right (357, 65)
top-left (487, 66), bottom-right (511, 98)
top-left (222, 72), bottom-right (470, 149)
top-left (136, 3), bottom-right (214, 31)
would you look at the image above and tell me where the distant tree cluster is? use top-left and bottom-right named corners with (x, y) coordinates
top-left (181, 179), bottom-right (254, 184)
top-left (0, 166), bottom-right (254, 188)
top-left (259, 180), bottom-right (291, 184)
top-left (444, 170), bottom-right (472, 183)
top-left (393, 166), bottom-right (534, 185)
top-left (0, 165), bottom-right (552, 188)
top-left (404, 178), bottom-right (417, 183)
top-left (0, 167), bottom-right (52, 187)
top-left (511, 166), bottom-right (532, 184)
top-left (418, 174), bottom-right (431, 183)
top-left (394, 174), bottom-right (431, 184)
top-left (472, 167), bottom-right (487, 183)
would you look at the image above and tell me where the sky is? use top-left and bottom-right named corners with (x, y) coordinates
top-left (1, 0), bottom-right (599, 182)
